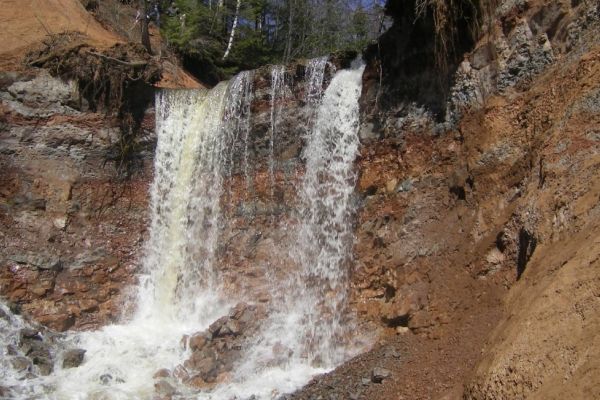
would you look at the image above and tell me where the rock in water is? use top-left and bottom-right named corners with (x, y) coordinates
top-left (62, 348), bottom-right (86, 368)
top-left (154, 379), bottom-right (176, 396)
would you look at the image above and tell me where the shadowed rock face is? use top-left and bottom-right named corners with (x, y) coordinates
top-left (361, 0), bottom-right (599, 137)
top-left (361, 0), bottom-right (482, 122)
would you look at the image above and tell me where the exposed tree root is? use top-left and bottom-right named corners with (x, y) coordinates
top-left (26, 31), bottom-right (161, 174)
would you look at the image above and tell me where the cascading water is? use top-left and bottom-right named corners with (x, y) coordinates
top-left (1, 58), bottom-right (367, 400)
top-left (48, 85), bottom-right (234, 399)
top-left (223, 71), bottom-right (254, 198)
top-left (207, 59), bottom-right (367, 399)
top-left (268, 65), bottom-right (287, 201)
top-left (288, 59), bottom-right (366, 366)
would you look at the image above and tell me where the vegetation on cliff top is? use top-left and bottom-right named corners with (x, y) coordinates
top-left (158, 0), bottom-right (386, 82)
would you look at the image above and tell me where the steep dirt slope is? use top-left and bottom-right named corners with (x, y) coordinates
top-left (463, 44), bottom-right (600, 399)
top-left (0, 0), bottom-right (201, 88)
top-left (0, 0), bottom-right (122, 70)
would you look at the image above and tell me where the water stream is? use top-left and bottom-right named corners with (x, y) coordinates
top-left (0, 58), bottom-right (366, 399)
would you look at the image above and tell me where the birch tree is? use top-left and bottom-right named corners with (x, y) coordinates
top-left (223, 0), bottom-right (242, 59)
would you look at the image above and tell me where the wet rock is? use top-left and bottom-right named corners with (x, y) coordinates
top-left (7, 344), bottom-right (19, 356)
top-left (62, 348), bottom-right (86, 368)
top-left (208, 316), bottom-right (229, 338)
top-left (10, 356), bottom-right (32, 372)
top-left (19, 328), bottom-right (42, 341)
top-left (224, 319), bottom-right (241, 336)
top-left (187, 374), bottom-right (210, 389)
top-left (99, 374), bottom-right (112, 385)
top-left (0, 386), bottom-right (12, 397)
top-left (154, 379), bottom-right (176, 396)
top-left (0, 307), bottom-right (9, 321)
top-left (99, 373), bottom-right (125, 385)
top-left (189, 333), bottom-right (209, 352)
top-left (36, 313), bottom-right (75, 332)
top-left (184, 351), bottom-right (218, 378)
top-left (180, 303), bottom-right (265, 390)
top-left (32, 355), bottom-right (53, 376)
top-left (173, 365), bottom-right (190, 381)
top-left (153, 368), bottom-right (171, 379)
top-left (371, 367), bottom-right (391, 383)
top-left (9, 253), bottom-right (61, 271)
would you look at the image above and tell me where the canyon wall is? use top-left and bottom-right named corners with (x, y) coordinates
top-left (0, 0), bottom-right (599, 398)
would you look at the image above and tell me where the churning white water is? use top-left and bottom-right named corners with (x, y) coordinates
top-left (1, 59), bottom-right (366, 399)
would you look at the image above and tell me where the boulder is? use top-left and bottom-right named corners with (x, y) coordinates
top-left (189, 333), bottom-right (209, 352)
top-left (154, 379), bottom-right (176, 396)
top-left (153, 368), bottom-right (171, 379)
top-left (62, 348), bottom-right (86, 369)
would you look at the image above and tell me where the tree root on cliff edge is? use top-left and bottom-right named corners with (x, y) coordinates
top-left (26, 31), bottom-right (161, 175)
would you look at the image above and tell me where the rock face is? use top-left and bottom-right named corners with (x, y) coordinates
top-left (0, 0), bottom-right (599, 399)
top-left (361, 0), bottom-right (600, 134)
top-left (181, 303), bottom-right (264, 388)
top-left (0, 69), bottom-right (152, 331)
top-left (291, 0), bottom-right (600, 399)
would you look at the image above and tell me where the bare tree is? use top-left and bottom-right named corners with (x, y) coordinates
top-left (283, 0), bottom-right (295, 62)
top-left (223, 0), bottom-right (242, 59)
top-left (139, 0), bottom-right (152, 53)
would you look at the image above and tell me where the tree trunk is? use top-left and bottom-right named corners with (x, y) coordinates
top-left (284, 0), bottom-right (295, 63)
top-left (223, 0), bottom-right (242, 59)
top-left (139, 0), bottom-right (152, 54)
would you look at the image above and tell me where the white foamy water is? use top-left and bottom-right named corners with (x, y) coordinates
top-left (1, 59), bottom-right (366, 400)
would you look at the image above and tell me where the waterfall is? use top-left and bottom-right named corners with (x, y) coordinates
top-left (268, 65), bottom-right (287, 203)
top-left (139, 85), bottom-right (229, 320)
top-left (47, 84), bottom-right (236, 399)
top-left (223, 70), bottom-right (254, 199)
top-left (289, 60), bottom-right (365, 366)
top-left (210, 60), bottom-right (366, 399)
top-left (305, 56), bottom-right (330, 108)
top-left (1, 58), bottom-right (366, 399)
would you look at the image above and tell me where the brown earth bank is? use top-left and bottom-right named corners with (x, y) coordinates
top-left (0, 0), bottom-right (599, 399)
top-left (0, 0), bottom-right (201, 88)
